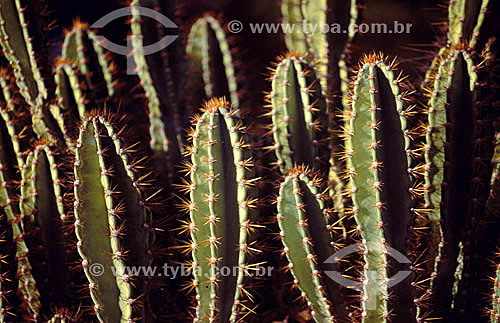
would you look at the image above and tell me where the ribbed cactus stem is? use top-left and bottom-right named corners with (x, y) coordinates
top-left (424, 47), bottom-right (495, 319)
top-left (185, 98), bottom-right (256, 322)
top-left (448, 0), bottom-right (490, 47)
top-left (492, 263), bottom-right (500, 322)
top-left (0, 0), bottom-right (47, 107)
top-left (20, 144), bottom-right (73, 313)
top-left (345, 54), bottom-right (417, 322)
top-left (0, 104), bottom-right (40, 320)
top-left (73, 116), bottom-right (152, 322)
top-left (130, 0), bottom-right (183, 160)
top-left (267, 54), bottom-right (329, 175)
top-left (276, 167), bottom-right (345, 322)
top-left (62, 24), bottom-right (115, 103)
top-left (186, 16), bottom-right (241, 108)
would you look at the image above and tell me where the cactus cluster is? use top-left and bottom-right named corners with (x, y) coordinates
top-left (0, 0), bottom-right (498, 322)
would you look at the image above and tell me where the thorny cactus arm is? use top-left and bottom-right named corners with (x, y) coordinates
top-left (73, 116), bottom-right (152, 323)
top-left (424, 46), bottom-right (496, 320)
top-left (492, 263), bottom-right (500, 322)
top-left (186, 16), bottom-right (241, 108)
top-left (266, 54), bottom-right (329, 175)
top-left (20, 145), bottom-right (73, 315)
top-left (448, 0), bottom-right (490, 48)
top-left (276, 167), bottom-right (345, 322)
top-left (0, 105), bottom-right (40, 320)
top-left (182, 98), bottom-right (257, 322)
top-left (344, 54), bottom-right (419, 322)
top-left (130, 0), bottom-right (184, 162)
top-left (0, 0), bottom-right (48, 107)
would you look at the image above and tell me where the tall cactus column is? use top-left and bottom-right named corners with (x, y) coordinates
top-left (73, 115), bottom-right (153, 322)
top-left (181, 98), bottom-right (258, 322)
top-left (344, 54), bottom-right (420, 322)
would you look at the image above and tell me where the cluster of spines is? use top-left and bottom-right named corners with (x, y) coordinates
top-left (343, 53), bottom-right (427, 322)
top-left (264, 54), bottom-right (330, 176)
top-left (275, 166), bottom-right (345, 322)
top-left (179, 98), bottom-right (258, 322)
top-left (73, 115), bottom-right (154, 322)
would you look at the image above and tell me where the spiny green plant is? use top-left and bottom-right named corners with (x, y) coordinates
top-left (275, 166), bottom-right (345, 322)
top-left (264, 53), bottom-right (329, 175)
top-left (0, 0), bottom-right (498, 322)
top-left (178, 98), bottom-right (260, 322)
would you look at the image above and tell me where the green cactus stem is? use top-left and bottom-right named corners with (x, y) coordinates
top-left (20, 144), bottom-right (75, 315)
top-left (345, 54), bottom-right (420, 322)
top-left (182, 98), bottom-right (257, 322)
top-left (73, 115), bottom-right (153, 322)
top-left (280, 0), bottom-right (359, 91)
top-left (130, 0), bottom-right (184, 162)
top-left (186, 15), bottom-right (245, 109)
top-left (447, 0), bottom-right (490, 48)
top-left (0, 0), bottom-right (49, 108)
top-left (424, 46), bottom-right (496, 320)
top-left (491, 263), bottom-right (500, 322)
top-left (276, 166), bottom-right (346, 322)
top-left (266, 54), bottom-right (329, 175)
top-left (0, 99), bottom-right (40, 320)
top-left (62, 22), bottom-right (115, 106)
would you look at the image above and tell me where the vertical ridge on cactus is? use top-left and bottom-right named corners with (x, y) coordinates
top-left (424, 45), bottom-right (496, 320)
top-left (186, 15), bottom-right (244, 109)
top-left (61, 24), bottom-right (116, 102)
top-left (20, 144), bottom-right (76, 317)
top-left (0, 98), bottom-right (40, 320)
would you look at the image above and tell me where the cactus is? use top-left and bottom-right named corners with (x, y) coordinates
top-left (343, 54), bottom-right (423, 322)
top-left (265, 54), bottom-right (329, 175)
top-left (20, 144), bottom-right (75, 318)
top-left (0, 0), bottom-right (497, 322)
top-left (130, 0), bottom-right (184, 160)
top-left (186, 15), bottom-right (246, 110)
top-left (181, 98), bottom-right (258, 322)
top-left (61, 22), bottom-right (115, 103)
top-left (424, 45), bottom-right (497, 320)
top-left (276, 166), bottom-right (345, 322)
top-left (0, 90), bottom-right (40, 320)
top-left (73, 115), bottom-right (153, 322)
top-left (0, 0), bottom-right (48, 107)
top-left (492, 263), bottom-right (500, 322)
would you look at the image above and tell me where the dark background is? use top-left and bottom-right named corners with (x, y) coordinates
top-left (49, 0), bottom-right (444, 86)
